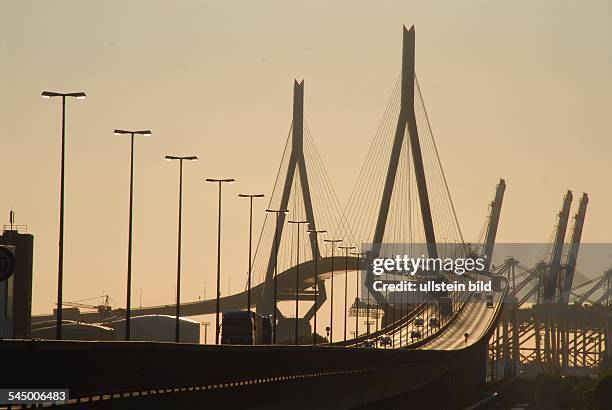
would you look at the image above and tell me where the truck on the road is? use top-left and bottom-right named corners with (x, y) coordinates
top-left (221, 311), bottom-right (273, 345)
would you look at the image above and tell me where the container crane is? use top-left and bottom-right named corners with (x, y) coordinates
top-left (482, 179), bottom-right (506, 272)
top-left (543, 191), bottom-right (572, 303)
top-left (559, 193), bottom-right (588, 304)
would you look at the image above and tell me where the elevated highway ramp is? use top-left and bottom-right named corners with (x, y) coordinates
top-left (6, 276), bottom-right (507, 409)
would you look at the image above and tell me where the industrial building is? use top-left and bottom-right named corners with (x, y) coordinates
top-left (0, 224), bottom-right (34, 339)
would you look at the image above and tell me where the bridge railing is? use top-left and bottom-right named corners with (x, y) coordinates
top-left (332, 296), bottom-right (432, 347)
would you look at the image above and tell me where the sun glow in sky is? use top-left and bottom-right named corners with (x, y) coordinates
top-left (1, 1), bottom-right (611, 322)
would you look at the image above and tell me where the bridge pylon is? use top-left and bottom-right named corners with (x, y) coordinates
top-left (366, 26), bottom-right (438, 304)
top-left (256, 80), bottom-right (326, 327)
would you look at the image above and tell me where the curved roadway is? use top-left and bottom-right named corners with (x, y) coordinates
top-left (32, 256), bottom-right (361, 323)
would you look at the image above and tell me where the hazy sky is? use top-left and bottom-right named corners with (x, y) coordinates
top-left (2, 1), bottom-right (611, 322)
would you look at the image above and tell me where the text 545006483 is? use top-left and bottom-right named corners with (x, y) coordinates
top-left (0, 389), bottom-right (69, 404)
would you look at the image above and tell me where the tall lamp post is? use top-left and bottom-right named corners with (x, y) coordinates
top-left (323, 239), bottom-right (342, 343)
top-left (42, 90), bottom-right (86, 340)
top-left (238, 194), bottom-right (265, 313)
top-left (288, 220), bottom-right (308, 345)
top-left (308, 229), bottom-right (326, 345)
top-left (114, 129), bottom-right (151, 341)
top-left (206, 178), bottom-right (236, 345)
top-left (266, 208), bottom-right (289, 344)
top-left (339, 246), bottom-right (356, 342)
top-left (352, 251), bottom-right (367, 340)
top-left (165, 155), bottom-right (198, 343)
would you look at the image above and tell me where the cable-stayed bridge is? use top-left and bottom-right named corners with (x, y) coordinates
top-left (34, 25), bottom-right (468, 334)
top-left (18, 25), bottom-right (514, 408)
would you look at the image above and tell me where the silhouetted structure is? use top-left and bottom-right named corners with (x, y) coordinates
top-left (0, 226), bottom-right (34, 338)
top-left (258, 80), bottom-right (323, 332)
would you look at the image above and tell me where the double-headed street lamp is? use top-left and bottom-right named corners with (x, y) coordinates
top-left (42, 90), bottom-right (86, 340)
top-left (206, 178), bottom-right (236, 345)
top-left (165, 155), bottom-right (198, 343)
top-left (323, 238), bottom-right (342, 343)
top-left (339, 245), bottom-right (356, 342)
top-left (266, 208), bottom-right (289, 344)
top-left (352, 251), bottom-right (367, 339)
top-left (238, 194), bottom-right (265, 313)
top-left (308, 229), bottom-right (326, 345)
top-left (288, 220), bottom-right (308, 345)
top-left (114, 129), bottom-right (152, 341)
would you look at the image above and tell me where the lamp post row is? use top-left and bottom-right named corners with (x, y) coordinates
top-left (351, 251), bottom-right (367, 339)
top-left (205, 178), bottom-right (235, 345)
top-left (323, 238), bottom-right (342, 344)
top-left (338, 245), bottom-right (356, 342)
top-left (265, 208), bottom-right (288, 344)
top-left (114, 129), bottom-right (152, 341)
top-left (41, 91), bottom-right (86, 341)
top-left (308, 229), bottom-right (326, 345)
top-left (42, 90), bottom-right (363, 346)
top-left (288, 220), bottom-right (308, 345)
top-left (238, 194), bottom-right (265, 314)
top-left (166, 156), bottom-right (199, 343)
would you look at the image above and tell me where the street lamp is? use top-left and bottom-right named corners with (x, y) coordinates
top-left (42, 90), bottom-right (86, 340)
top-left (339, 246), bottom-right (356, 342)
top-left (288, 220), bottom-right (308, 345)
top-left (165, 154), bottom-right (198, 343)
top-left (238, 193), bottom-right (265, 313)
top-left (113, 129), bottom-right (151, 341)
top-left (308, 228), bottom-right (326, 345)
top-left (206, 178), bottom-right (236, 345)
top-left (352, 251), bottom-right (367, 339)
top-left (323, 238), bottom-right (342, 343)
top-left (266, 208), bottom-right (289, 344)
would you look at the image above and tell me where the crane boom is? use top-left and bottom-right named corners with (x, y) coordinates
top-left (62, 295), bottom-right (112, 313)
top-left (514, 268), bottom-right (540, 294)
top-left (559, 193), bottom-right (588, 303)
top-left (518, 262), bottom-right (547, 306)
top-left (543, 191), bottom-right (572, 303)
top-left (577, 272), bottom-right (609, 305)
top-left (482, 179), bottom-right (506, 271)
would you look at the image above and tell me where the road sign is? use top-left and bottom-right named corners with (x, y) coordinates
top-left (0, 246), bottom-right (16, 282)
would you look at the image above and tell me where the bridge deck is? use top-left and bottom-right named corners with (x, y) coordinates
top-left (8, 275), bottom-right (507, 408)
top-left (32, 256), bottom-right (361, 323)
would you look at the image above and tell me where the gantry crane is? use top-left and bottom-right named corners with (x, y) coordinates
top-left (482, 179), bottom-right (506, 272)
top-left (543, 191), bottom-right (572, 303)
top-left (559, 193), bottom-right (588, 303)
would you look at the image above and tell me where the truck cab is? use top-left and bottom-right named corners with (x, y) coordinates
top-left (222, 311), bottom-right (274, 345)
top-left (221, 311), bottom-right (256, 345)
